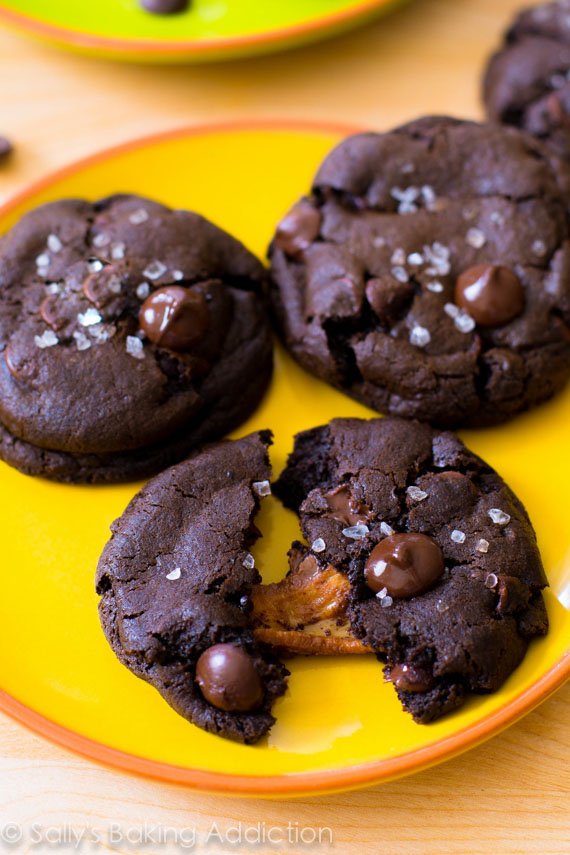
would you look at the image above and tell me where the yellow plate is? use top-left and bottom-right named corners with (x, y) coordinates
top-left (0, 0), bottom-right (412, 63)
top-left (0, 122), bottom-right (568, 797)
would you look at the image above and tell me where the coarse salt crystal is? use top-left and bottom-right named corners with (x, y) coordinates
top-left (454, 312), bottom-right (476, 333)
top-left (392, 266), bottom-right (409, 283)
top-left (73, 331), bottom-right (91, 351)
top-left (45, 283), bottom-right (61, 295)
top-left (391, 248), bottom-right (406, 265)
top-left (172, 270), bottom-right (184, 281)
top-left (136, 282), bottom-right (150, 300)
top-left (166, 568), bottom-right (181, 581)
top-left (381, 595), bottom-right (394, 608)
top-left (375, 586), bottom-right (388, 599)
top-left (466, 227), bottom-right (486, 249)
top-left (407, 485), bottom-right (428, 501)
top-left (93, 232), bottom-right (110, 248)
top-left (451, 529), bottom-right (466, 543)
top-left (444, 302), bottom-right (460, 319)
top-left (143, 260), bottom-right (167, 280)
top-left (111, 242), bottom-right (125, 260)
top-left (485, 573), bottom-right (498, 589)
top-left (36, 253), bottom-right (50, 268)
top-left (252, 480), bottom-right (271, 497)
top-left (88, 259), bottom-right (104, 273)
top-left (126, 335), bottom-right (145, 360)
top-left (243, 553), bottom-right (255, 570)
top-left (408, 252), bottom-right (424, 266)
top-left (129, 208), bottom-right (149, 225)
top-left (532, 239), bottom-right (547, 256)
top-left (312, 538), bottom-right (326, 553)
top-left (47, 234), bottom-right (63, 253)
top-left (107, 275), bottom-right (122, 294)
top-left (34, 329), bottom-right (58, 349)
top-left (488, 508), bottom-right (511, 525)
top-left (78, 307), bottom-right (102, 327)
top-left (409, 325), bottom-right (431, 348)
top-left (476, 538), bottom-right (490, 554)
top-left (380, 522), bottom-right (395, 537)
top-left (342, 524), bottom-right (369, 539)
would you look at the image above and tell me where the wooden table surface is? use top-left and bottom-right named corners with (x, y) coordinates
top-left (0, 1), bottom-right (569, 852)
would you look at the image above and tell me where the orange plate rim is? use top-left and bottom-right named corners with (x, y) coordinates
top-left (0, 119), bottom-right (568, 797)
top-left (0, 0), bottom-right (400, 56)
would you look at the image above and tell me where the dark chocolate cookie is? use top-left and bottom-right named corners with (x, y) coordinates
top-left (268, 116), bottom-right (570, 427)
top-left (274, 417), bottom-right (549, 723)
top-left (96, 431), bottom-right (288, 744)
top-left (0, 195), bottom-right (272, 482)
top-left (483, 1), bottom-right (570, 189)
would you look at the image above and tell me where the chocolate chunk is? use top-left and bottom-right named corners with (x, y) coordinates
top-left (364, 533), bottom-right (444, 598)
top-left (455, 264), bottom-right (525, 327)
top-left (139, 286), bottom-right (209, 351)
top-left (140, 0), bottom-right (189, 13)
top-left (365, 276), bottom-right (414, 324)
top-left (274, 200), bottom-right (322, 259)
top-left (195, 644), bottom-right (264, 712)
top-left (323, 484), bottom-right (372, 526)
top-left (390, 663), bottom-right (434, 693)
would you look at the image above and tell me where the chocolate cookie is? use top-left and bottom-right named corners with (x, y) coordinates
top-left (274, 417), bottom-right (549, 723)
top-left (96, 431), bottom-right (288, 744)
top-left (269, 116), bottom-right (570, 427)
top-left (0, 195), bottom-right (272, 482)
top-left (483, 1), bottom-right (570, 189)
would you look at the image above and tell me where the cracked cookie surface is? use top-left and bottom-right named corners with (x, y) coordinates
top-left (269, 116), bottom-right (570, 427)
top-left (0, 194), bottom-right (272, 482)
top-left (96, 431), bottom-right (288, 744)
top-left (274, 417), bottom-right (549, 723)
top-left (484, 1), bottom-right (570, 191)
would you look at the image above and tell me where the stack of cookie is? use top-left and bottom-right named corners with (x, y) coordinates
top-left (2, 2), bottom-right (568, 743)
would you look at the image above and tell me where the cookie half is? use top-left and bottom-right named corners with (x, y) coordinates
top-left (274, 417), bottom-right (549, 723)
top-left (483, 1), bottom-right (570, 190)
top-left (0, 195), bottom-right (272, 482)
top-left (96, 431), bottom-right (288, 744)
top-left (269, 116), bottom-right (570, 427)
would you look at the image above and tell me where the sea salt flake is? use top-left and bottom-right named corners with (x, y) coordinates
top-left (129, 208), bottom-right (149, 225)
top-left (421, 185), bottom-right (437, 208)
top-left (466, 227), bottom-right (486, 249)
top-left (243, 553), bottom-right (255, 570)
top-left (89, 323), bottom-right (115, 342)
top-left (73, 330), bottom-right (91, 351)
top-left (36, 253), bottom-right (50, 268)
top-left (391, 185), bottom-right (420, 214)
top-left (342, 524), bottom-right (370, 540)
top-left (407, 485), bottom-right (428, 501)
top-left (423, 242), bottom-right (451, 275)
top-left (392, 266), bottom-right (409, 283)
top-left (375, 586), bottom-right (388, 600)
top-left (253, 479), bottom-right (271, 497)
top-left (143, 260), bottom-right (167, 280)
top-left (408, 252), bottom-right (424, 266)
top-left (166, 568), bottom-right (181, 581)
top-left (476, 538), bottom-right (490, 554)
top-left (391, 248), bottom-right (406, 265)
top-left (488, 508), bottom-right (511, 525)
top-left (532, 239), bottom-right (547, 256)
top-left (409, 325), bottom-right (431, 348)
top-left (78, 307), bottom-right (102, 327)
top-left (34, 329), bottom-right (58, 349)
top-left (380, 595), bottom-right (393, 608)
top-left (380, 522), bottom-right (395, 537)
top-left (45, 283), bottom-right (61, 295)
top-left (88, 259), bottom-right (104, 273)
top-left (312, 537), bottom-right (326, 553)
top-left (172, 270), bottom-right (184, 281)
top-left (427, 281), bottom-right (444, 293)
top-left (126, 335), bottom-right (145, 360)
top-left (444, 302), bottom-right (460, 319)
top-left (136, 282), bottom-right (150, 300)
top-left (485, 573), bottom-right (498, 589)
top-left (111, 242), bottom-right (125, 260)
top-left (454, 311), bottom-right (476, 333)
top-left (451, 529), bottom-right (466, 543)
top-left (92, 232), bottom-right (110, 248)
top-left (47, 234), bottom-right (63, 253)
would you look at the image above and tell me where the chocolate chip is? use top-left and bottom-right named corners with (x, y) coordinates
top-left (323, 484), bottom-right (372, 526)
top-left (455, 264), bottom-right (525, 327)
top-left (195, 644), bottom-right (263, 712)
top-left (365, 276), bottom-right (414, 325)
top-left (390, 663), bottom-right (434, 693)
top-left (139, 286), bottom-right (209, 351)
top-left (83, 266), bottom-right (123, 310)
top-left (139, 0), bottom-right (189, 13)
top-left (364, 533), bottom-right (444, 598)
top-left (274, 200), bottom-right (322, 259)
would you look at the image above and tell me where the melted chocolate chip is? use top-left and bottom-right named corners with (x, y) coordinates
top-left (195, 644), bottom-right (263, 713)
top-left (364, 533), bottom-right (444, 598)
top-left (274, 200), bottom-right (322, 259)
top-left (139, 286), bottom-right (209, 351)
top-left (83, 266), bottom-right (123, 311)
top-left (324, 484), bottom-right (372, 526)
top-left (455, 264), bottom-right (525, 327)
top-left (139, 0), bottom-right (188, 13)
top-left (390, 663), bottom-right (434, 693)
